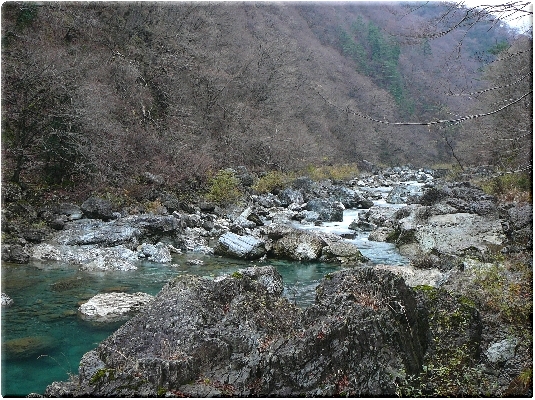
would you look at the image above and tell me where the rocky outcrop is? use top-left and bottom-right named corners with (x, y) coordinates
top-left (79, 292), bottom-right (155, 323)
top-left (214, 232), bottom-right (266, 259)
top-left (32, 243), bottom-right (139, 271)
top-left (55, 214), bottom-right (182, 248)
top-left (45, 267), bottom-right (427, 397)
top-left (1, 244), bottom-right (30, 264)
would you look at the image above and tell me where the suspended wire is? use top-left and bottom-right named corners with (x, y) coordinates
top-left (316, 84), bottom-right (532, 127)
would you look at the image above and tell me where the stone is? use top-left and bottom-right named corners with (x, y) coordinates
top-left (319, 240), bottom-right (369, 263)
top-left (81, 196), bottom-right (116, 221)
top-left (55, 203), bottom-right (83, 220)
top-left (278, 188), bottom-right (305, 207)
top-left (485, 338), bottom-right (519, 364)
top-left (137, 242), bottom-right (172, 263)
top-left (410, 213), bottom-right (506, 256)
top-left (1, 244), bottom-right (30, 264)
top-left (272, 231), bottom-right (326, 261)
top-left (4, 336), bottom-right (56, 360)
top-left (214, 232), bottom-right (266, 260)
top-left (2, 292), bottom-right (14, 307)
top-left (305, 199), bottom-right (344, 222)
top-left (78, 292), bottom-right (154, 323)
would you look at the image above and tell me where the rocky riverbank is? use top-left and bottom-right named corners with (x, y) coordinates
top-left (2, 165), bottom-right (532, 396)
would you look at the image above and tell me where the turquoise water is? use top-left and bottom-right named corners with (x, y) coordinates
top-left (1, 255), bottom-right (341, 396)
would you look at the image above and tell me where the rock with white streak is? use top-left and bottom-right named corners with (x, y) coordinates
top-left (79, 292), bottom-right (154, 323)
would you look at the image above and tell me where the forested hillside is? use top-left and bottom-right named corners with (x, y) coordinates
top-left (2, 2), bottom-right (531, 193)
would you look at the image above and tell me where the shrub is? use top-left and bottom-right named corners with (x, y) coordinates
top-left (252, 170), bottom-right (292, 194)
top-left (301, 163), bottom-right (359, 182)
top-left (205, 169), bottom-right (243, 206)
top-left (480, 172), bottom-right (532, 202)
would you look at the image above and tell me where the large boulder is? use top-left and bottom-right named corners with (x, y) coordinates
top-left (54, 214), bottom-right (182, 247)
top-left (319, 240), bottom-right (369, 264)
top-left (31, 243), bottom-right (138, 271)
top-left (214, 232), bottom-right (266, 260)
top-left (271, 230), bottom-right (326, 261)
top-left (45, 267), bottom-right (427, 397)
top-left (305, 199), bottom-right (344, 222)
top-left (81, 196), bottom-right (116, 221)
top-left (78, 292), bottom-right (154, 323)
top-left (396, 211), bottom-right (506, 258)
top-left (137, 242), bottom-right (172, 263)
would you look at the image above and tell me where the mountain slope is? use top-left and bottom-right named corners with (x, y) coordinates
top-left (1, 2), bottom-right (520, 189)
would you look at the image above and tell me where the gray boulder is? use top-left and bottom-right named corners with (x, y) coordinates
top-left (78, 292), bottom-right (154, 323)
top-left (272, 230), bottom-right (326, 261)
top-left (319, 240), bottom-right (369, 264)
top-left (81, 196), bottom-right (116, 221)
top-left (305, 199), bottom-right (344, 222)
top-left (214, 232), bottom-right (266, 259)
top-left (137, 242), bottom-right (172, 263)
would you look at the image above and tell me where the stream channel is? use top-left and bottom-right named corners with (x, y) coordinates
top-left (1, 183), bottom-right (419, 396)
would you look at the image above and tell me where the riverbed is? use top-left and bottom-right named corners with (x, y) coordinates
top-left (2, 179), bottom-right (424, 396)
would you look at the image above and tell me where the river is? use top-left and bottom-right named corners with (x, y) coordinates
top-left (1, 180), bottom-right (422, 396)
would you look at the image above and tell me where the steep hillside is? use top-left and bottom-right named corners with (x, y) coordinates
top-left (1, 2), bottom-right (523, 191)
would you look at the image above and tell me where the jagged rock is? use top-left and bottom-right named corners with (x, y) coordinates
top-left (137, 242), bottom-right (172, 263)
top-left (1, 244), bottom-right (30, 264)
top-left (214, 232), bottom-right (266, 259)
top-left (278, 188), bottom-right (305, 207)
top-left (271, 230), bottom-right (326, 261)
top-left (2, 292), bottom-right (14, 307)
top-left (319, 240), bottom-right (368, 263)
top-left (78, 292), bottom-right (154, 323)
top-left (45, 267), bottom-right (427, 397)
top-left (305, 199), bottom-right (344, 222)
top-left (81, 196), bottom-right (116, 221)
top-left (386, 184), bottom-right (413, 204)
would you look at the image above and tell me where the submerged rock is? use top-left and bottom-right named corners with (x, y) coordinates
top-left (4, 336), bottom-right (56, 360)
top-left (78, 292), bottom-right (154, 323)
top-left (45, 267), bottom-right (427, 397)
